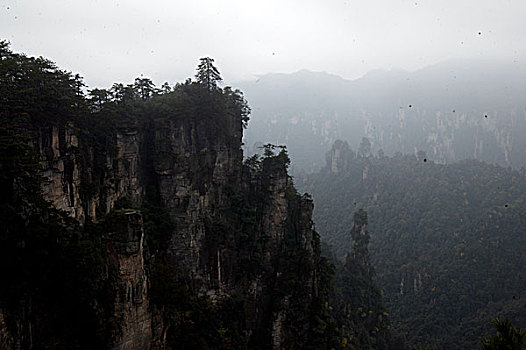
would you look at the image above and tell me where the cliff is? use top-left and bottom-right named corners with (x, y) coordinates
top-left (0, 46), bottom-right (334, 349)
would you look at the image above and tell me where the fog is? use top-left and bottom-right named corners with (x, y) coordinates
top-left (1, 0), bottom-right (525, 88)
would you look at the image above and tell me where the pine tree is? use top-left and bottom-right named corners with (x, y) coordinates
top-left (195, 57), bottom-right (222, 91)
top-left (133, 77), bottom-right (157, 100)
top-left (481, 317), bottom-right (526, 350)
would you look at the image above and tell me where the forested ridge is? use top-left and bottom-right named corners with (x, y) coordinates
top-left (298, 139), bottom-right (526, 349)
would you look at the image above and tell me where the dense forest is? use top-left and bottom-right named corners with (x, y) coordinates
top-left (298, 139), bottom-right (526, 349)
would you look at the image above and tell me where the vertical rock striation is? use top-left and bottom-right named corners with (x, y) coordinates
top-left (3, 85), bottom-right (330, 349)
top-left (105, 210), bottom-right (152, 350)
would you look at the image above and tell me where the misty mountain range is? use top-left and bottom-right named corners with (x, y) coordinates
top-left (239, 59), bottom-right (526, 173)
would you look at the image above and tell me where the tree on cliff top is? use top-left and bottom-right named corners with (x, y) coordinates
top-left (195, 57), bottom-right (222, 91)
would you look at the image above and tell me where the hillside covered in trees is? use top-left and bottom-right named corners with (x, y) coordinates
top-left (298, 139), bottom-right (526, 349)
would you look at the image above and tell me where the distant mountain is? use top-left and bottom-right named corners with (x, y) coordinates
top-left (239, 60), bottom-right (526, 173)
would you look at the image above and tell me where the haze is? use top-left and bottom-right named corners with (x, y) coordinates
top-left (1, 0), bottom-right (525, 88)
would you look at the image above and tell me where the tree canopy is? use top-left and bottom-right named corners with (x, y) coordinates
top-left (299, 141), bottom-right (526, 349)
top-left (481, 317), bottom-right (526, 350)
top-left (195, 57), bottom-right (222, 91)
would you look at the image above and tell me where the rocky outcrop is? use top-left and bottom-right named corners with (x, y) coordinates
top-left (38, 125), bottom-right (84, 221)
top-left (0, 44), bottom-right (331, 349)
top-left (0, 309), bottom-right (13, 349)
top-left (326, 140), bottom-right (354, 174)
top-left (6, 90), bottom-right (326, 350)
top-left (36, 124), bottom-right (144, 224)
top-left (105, 210), bottom-right (152, 350)
top-left (152, 117), bottom-right (242, 288)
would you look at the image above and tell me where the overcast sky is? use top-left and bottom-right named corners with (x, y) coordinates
top-left (1, 0), bottom-right (525, 88)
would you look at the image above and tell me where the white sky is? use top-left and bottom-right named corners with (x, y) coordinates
top-left (1, 0), bottom-right (525, 88)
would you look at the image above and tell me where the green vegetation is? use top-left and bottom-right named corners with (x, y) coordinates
top-left (480, 317), bottom-right (526, 350)
top-left (0, 41), bottom-right (85, 125)
top-left (299, 139), bottom-right (526, 349)
top-left (331, 209), bottom-right (397, 349)
top-left (195, 57), bottom-right (223, 91)
top-left (0, 41), bottom-right (107, 348)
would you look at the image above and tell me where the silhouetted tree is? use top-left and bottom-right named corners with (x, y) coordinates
top-left (134, 77), bottom-right (157, 100)
top-left (161, 81), bottom-right (172, 94)
top-left (88, 88), bottom-right (110, 111)
top-left (195, 57), bottom-right (222, 91)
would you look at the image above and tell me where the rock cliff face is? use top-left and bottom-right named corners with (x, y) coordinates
top-left (0, 309), bottom-right (13, 349)
top-left (0, 45), bottom-right (334, 349)
top-left (38, 125), bottom-right (84, 221)
top-left (152, 115), bottom-right (243, 290)
top-left (1, 87), bottom-right (328, 349)
top-left (105, 210), bottom-right (152, 350)
top-left (36, 124), bottom-right (144, 223)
